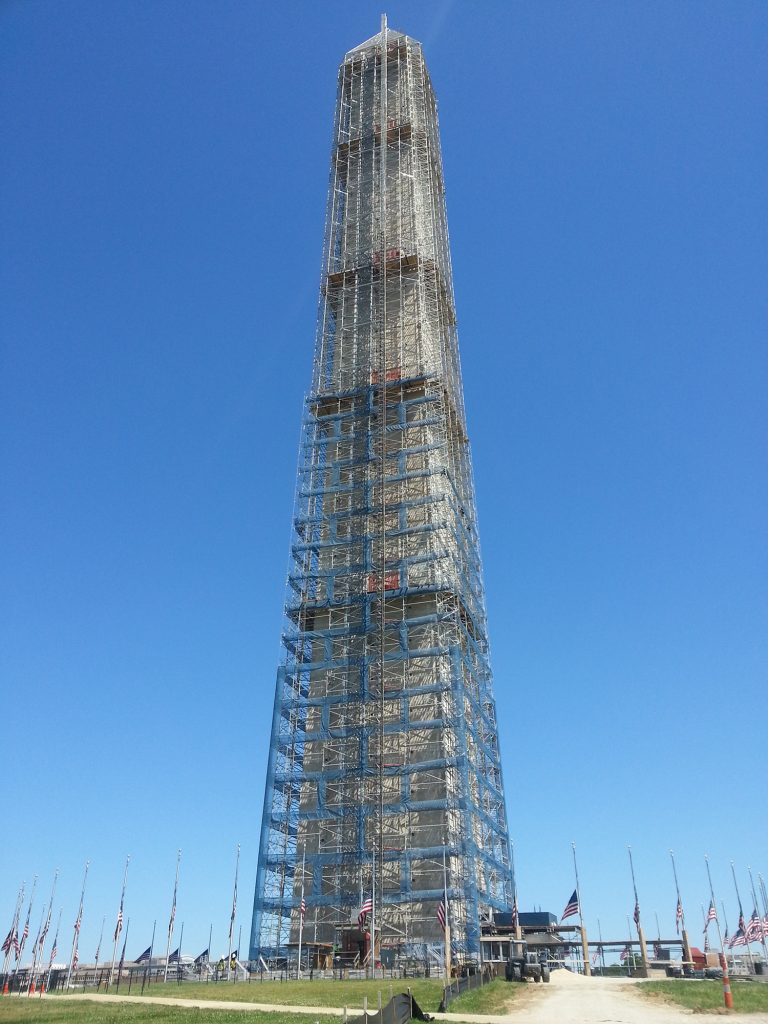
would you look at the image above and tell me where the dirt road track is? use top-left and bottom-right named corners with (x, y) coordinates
top-left (471, 969), bottom-right (768, 1024)
top-left (40, 973), bottom-right (768, 1024)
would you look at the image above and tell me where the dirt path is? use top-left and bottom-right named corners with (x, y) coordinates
top-left (40, 977), bottom-right (768, 1024)
top-left (41, 992), bottom-right (345, 1015)
top-left (472, 970), bottom-right (768, 1024)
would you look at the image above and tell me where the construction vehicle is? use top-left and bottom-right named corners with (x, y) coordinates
top-left (505, 939), bottom-right (551, 983)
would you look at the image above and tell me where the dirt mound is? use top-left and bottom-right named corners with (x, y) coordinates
top-left (548, 967), bottom-right (592, 984)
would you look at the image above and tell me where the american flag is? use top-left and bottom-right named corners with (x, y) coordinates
top-left (738, 910), bottom-right (746, 935)
top-left (675, 898), bottom-right (683, 934)
top-left (561, 889), bottom-right (579, 922)
top-left (746, 910), bottom-right (761, 943)
top-left (358, 895), bottom-right (373, 929)
top-left (633, 899), bottom-right (641, 928)
top-left (168, 890), bottom-right (176, 937)
top-left (729, 928), bottom-right (746, 948)
top-left (72, 944), bottom-right (79, 971)
top-left (229, 869), bottom-right (238, 943)
top-left (299, 897), bottom-right (306, 921)
top-left (436, 900), bottom-right (446, 931)
top-left (50, 936), bottom-right (57, 962)
top-left (511, 895), bottom-right (519, 930)
top-left (620, 945), bottom-right (631, 962)
top-left (1, 928), bottom-right (13, 956)
top-left (703, 930), bottom-right (710, 953)
top-left (73, 908), bottom-right (82, 935)
top-left (114, 900), bottom-right (124, 942)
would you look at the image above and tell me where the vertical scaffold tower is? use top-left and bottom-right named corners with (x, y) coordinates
top-left (250, 19), bottom-right (513, 964)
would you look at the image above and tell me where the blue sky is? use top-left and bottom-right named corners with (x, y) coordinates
top-left (1, 0), bottom-right (766, 961)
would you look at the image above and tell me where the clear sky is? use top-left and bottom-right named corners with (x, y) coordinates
top-left (1, 0), bottom-right (766, 962)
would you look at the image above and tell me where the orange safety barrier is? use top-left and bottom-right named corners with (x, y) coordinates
top-left (720, 953), bottom-right (734, 1009)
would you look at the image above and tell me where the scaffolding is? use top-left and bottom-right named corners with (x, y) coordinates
top-left (250, 20), bottom-right (513, 964)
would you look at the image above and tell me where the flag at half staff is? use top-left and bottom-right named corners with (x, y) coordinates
top-left (136, 946), bottom-right (152, 963)
top-left (300, 897), bottom-right (306, 921)
top-left (168, 948), bottom-right (180, 963)
top-left (561, 889), bottom-right (579, 921)
top-left (358, 896), bottom-right (373, 929)
top-left (436, 900), bottom-right (446, 931)
top-left (194, 948), bottom-right (209, 964)
top-left (705, 900), bottom-right (717, 927)
top-left (729, 928), bottom-right (746, 948)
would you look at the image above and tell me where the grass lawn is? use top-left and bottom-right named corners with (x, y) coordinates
top-left (0, 1001), bottom-right (331, 1024)
top-left (442, 978), bottom-right (521, 1015)
top-left (103, 979), bottom-right (445, 1012)
top-left (641, 980), bottom-right (768, 1013)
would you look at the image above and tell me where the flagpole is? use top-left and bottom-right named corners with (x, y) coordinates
top-left (177, 921), bottom-right (184, 981)
top-left (625, 915), bottom-right (633, 975)
top-left (65, 862), bottom-right (88, 990)
top-left (571, 842), bottom-right (590, 976)
top-left (18, 874), bottom-right (38, 971)
top-left (227, 844), bottom-right (240, 981)
top-left (369, 841), bottom-right (376, 978)
top-left (571, 843), bottom-right (583, 926)
top-left (30, 869), bottom-right (57, 993)
top-left (442, 839), bottom-right (451, 980)
top-left (108, 855), bottom-right (130, 986)
top-left (704, 855), bottom-right (724, 953)
top-left (142, 919), bottom-right (156, 991)
top-left (94, 915), bottom-right (105, 985)
top-left (759, 875), bottom-right (768, 938)
top-left (597, 917), bottom-right (605, 973)
top-left (28, 906), bottom-right (45, 993)
top-left (44, 909), bottom-right (62, 994)
top-left (730, 862), bottom-right (755, 972)
top-left (627, 846), bottom-right (648, 970)
top-left (669, 849), bottom-right (691, 964)
top-left (510, 841), bottom-right (520, 940)
top-left (720, 901), bottom-right (731, 967)
top-left (297, 847), bottom-right (305, 979)
top-left (164, 850), bottom-right (181, 983)
top-left (747, 867), bottom-right (768, 964)
top-left (115, 917), bottom-right (129, 992)
top-left (1, 884), bottom-right (23, 976)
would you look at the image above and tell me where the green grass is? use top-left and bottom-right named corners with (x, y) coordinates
top-left (104, 979), bottom-right (444, 1012)
top-left (442, 978), bottom-right (520, 1015)
top-left (641, 980), bottom-right (768, 1013)
top-left (0, 1001), bottom-right (334, 1024)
